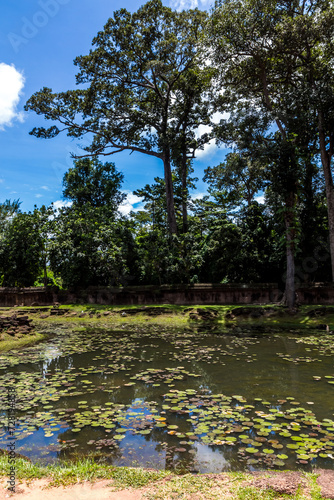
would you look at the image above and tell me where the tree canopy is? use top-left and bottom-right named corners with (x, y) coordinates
top-left (9, 0), bottom-right (334, 307)
top-left (25, 0), bottom-right (216, 234)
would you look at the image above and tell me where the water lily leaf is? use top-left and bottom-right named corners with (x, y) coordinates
top-left (277, 454), bottom-right (288, 460)
top-left (279, 432), bottom-right (291, 437)
top-left (273, 459), bottom-right (285, 466)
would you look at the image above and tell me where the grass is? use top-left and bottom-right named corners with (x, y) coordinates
top-left (0, 457), bottom-right (330, 499)
top-left (1, 303), bottom-right (334, 354)
top-left (143, 472), bottom-right (246, 500)
top-left (32, 304), bottom-right (194, 328)
top-left (30, 303), bottom-right (334, 331)
top-left (0, 456), bottom-right (169, 487)
top-left (142, 471), bottom-right (329, 500)
top-left (0, 331), bottom-right (46, 353)
top-left (306, 473), bottom-right (324, 500)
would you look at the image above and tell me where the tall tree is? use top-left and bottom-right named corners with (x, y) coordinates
top-left (271, 2), bottom-right (334, 281)
top-left (205, 108), bottom-right (269, 211)
top-left (169, 65), bottom-right (215, 232)
top-left (63, 158), bottom-right (126, 210)
top-left (49, 158), bottom-right (134, 288)
top-left (210, 0), bottom-right (334, 297)
top-left (208, 0), bottom-right (328, 308)
top-left (25, 0), bottom-right (215, 235)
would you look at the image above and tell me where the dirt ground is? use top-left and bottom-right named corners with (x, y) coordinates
top-left (1, 470), bottom-right (334, 500)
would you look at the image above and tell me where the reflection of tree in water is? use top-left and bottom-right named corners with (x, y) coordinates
top-left (56, 426), bottom-right (122, 464)
top-left (209, 443), bottom-right (246, 471)
top-left (182, 333), bottom-right (316, 403)
top-left (143, 425), bottom-right (246, 472)
top-left (40, 354), bottom-right (74, 374)
top-left (7, 325), bottom-right (334, 471)
top-left (146, 426), bottom-right (198, 472)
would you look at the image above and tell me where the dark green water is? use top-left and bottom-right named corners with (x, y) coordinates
top-left (1, 325), bottom-right (334, 472)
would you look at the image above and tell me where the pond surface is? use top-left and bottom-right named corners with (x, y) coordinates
top-left (1, 325), bottom-right (334, 473)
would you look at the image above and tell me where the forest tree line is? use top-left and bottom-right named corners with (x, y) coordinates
top-left (1, 0), bottom-right (334, 309)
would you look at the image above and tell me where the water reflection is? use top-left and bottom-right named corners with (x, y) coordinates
top-left (1, 327), bottom-right (334, 472)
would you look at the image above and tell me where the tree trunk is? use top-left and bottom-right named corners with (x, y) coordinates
top-left (163, 152), bottom-right (178, 235)
top-left (318, 112), bottom-right (334, 281)
top-left (284, 192), bottom-right (296, 310)
top-left (43, 257), bottom-right (48, 287)
top-left (301, 157), bottom-right (316, 259)
top-left (181, 148), bottom-right (188, 234)
top-left (43, 265), bottom-right (48, 287)
top-left (322, 164), bottom-right (334, 281)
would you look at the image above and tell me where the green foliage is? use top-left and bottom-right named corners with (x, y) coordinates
top-left (25, 0), bottom-right (216, 234)
top-left (194, 201), bottom-right (275, 284)
top-left (63, 158), bottom-right (125, 210)
top-left (5, 0), bottom-right (334, 288)
top-left (34, 268), bottom-right (63, 289)
top-left (0, 199), bottom-right (21, 224)
top-left (204, 152), bottom-right (266, 210)
top-left (135, 230), bottom-right (203, 285)
top-left (0, 210), bottom-right (45, 287)
top-left (46, 157), bottom-right (137, 288)
top-left (48, 205), bottom-right (134, 289)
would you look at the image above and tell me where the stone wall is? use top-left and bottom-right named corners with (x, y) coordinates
top-left (296, 285), bottom-right (334, 304)
top-left (0, 283), bottom-right (332, 307)
top-left (0, 288), bottom-right (55, 307)
top-left (65, 283), bottom-right (282, 306)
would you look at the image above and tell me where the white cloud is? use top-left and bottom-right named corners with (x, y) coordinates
top-left (191, 192), bottom-right (207, 201)
top-left (119, 191), bottom-right (143, 216)
top-left (196, 138), bottom-right (218, 159)
top-left (195, 111), bottom-right (229, 159)
top-left (0, 63), bottom-right (25, 130)
top-left (53, 200), bottom-right (72, 212)
top-left (169, 0), bottom-right (213, 11)
top-left (51, 195), bottom-right (143, 216)
top-left (195, 122), bottom-right (216, 159)
top-left (255, 195), bottom-right (265, 204)
top-left (41, 185), bottom-right (49, 191)
top-left (35, 194), bottom-right (43, 198)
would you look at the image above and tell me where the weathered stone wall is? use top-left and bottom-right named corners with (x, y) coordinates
top-left (69, 283), bottom-right (282, 306)
top-left (296, 285), bottom-right (334, 304)
top-left (0, 283), bottom-right (333, 307)
top-left (0, 288), bottom-right (55, 307)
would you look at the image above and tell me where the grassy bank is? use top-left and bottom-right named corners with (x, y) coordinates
top-left (0, 306), bottom-right (333, 498)
top-left (0, 331), bottom-right (47, 353)
top-left (1, 303), bottom-right (334, 353)
top-left (0, 455), bottom-right (168, 487)
top-left (0, 456), bottom-right (326, 499)
top-left (26, 303), bottom-right (334, 330)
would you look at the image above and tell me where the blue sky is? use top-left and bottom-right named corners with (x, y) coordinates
top-left (0, 0), bottom-right (226, 214)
